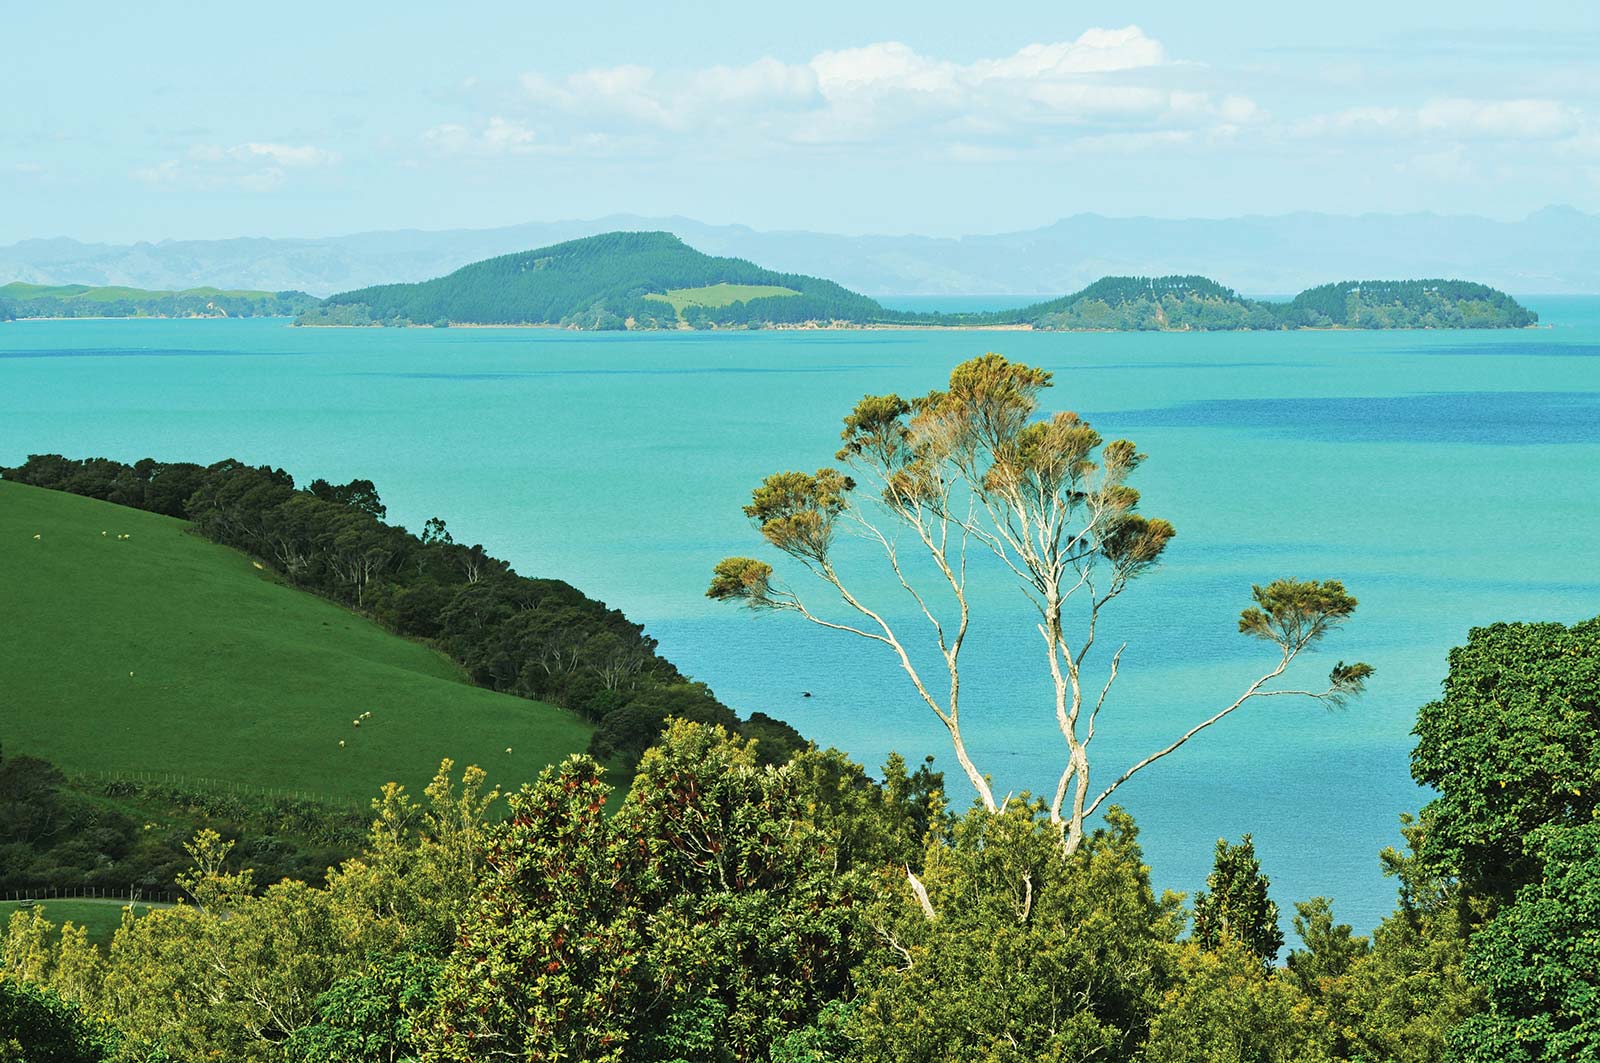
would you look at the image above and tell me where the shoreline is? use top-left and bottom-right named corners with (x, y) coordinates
top-left (288, 320), bottom-right (1547, 333)
top-left (4, 315), bottom-right (1551, 334)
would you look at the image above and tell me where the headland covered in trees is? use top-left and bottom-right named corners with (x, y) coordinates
top-left (0, 454), bottom-right (806, 785)
top-left (0, 282), bottom-right (318, 320)
top-left (291, 230), bottom-right (1538, 331)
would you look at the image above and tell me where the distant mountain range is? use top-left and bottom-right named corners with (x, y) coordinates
top-left (291, 232), bottom-right (1536, 332)
top-left (3, 207), bottom-right (1597, 298)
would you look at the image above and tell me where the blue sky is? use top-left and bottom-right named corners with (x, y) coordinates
top-left (3, 0), bottom-right (1597, 243)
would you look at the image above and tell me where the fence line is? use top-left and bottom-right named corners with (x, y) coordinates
top-left (74, 769), bottom-right (368, 812)
top-left (2, 885), bottom-right (179, 905)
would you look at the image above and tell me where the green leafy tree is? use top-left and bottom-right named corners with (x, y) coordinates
top-left (0, 978), bottom-right (119, 1063)
top-left (286, 951), bottom-right (444, 1063)
top-left (425, 723), bottom-right (864, 1063)
top-left (1410, 616), bottom-right (1599, 900)
top-left (1283, 895), bottom-right (1368, 1057)
top-left (848, 802), bottom-right (1183, 1063)
top-left (1449, 821), bottom-right (1600, 1062)
top-left (617, 721), bottom-right (861, 1060)
top-left (1192, 836), bottom-right (1285, 969)
top-left (95, 831), bottom-right (354, 1062)
top-left (422, 755), bottom-right (637, 1062)
top-left (709, 354), bottom-right (1370, 852)
top-left (1284, 897), bottom-right (1368, 998)
top-left (1334, 817), bottom-right (1484, 1063)
top-left (1140, 939), bottom-right (1333, 1063)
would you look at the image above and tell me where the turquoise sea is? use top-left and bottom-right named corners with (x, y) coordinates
top-left (4, 299), bottom-right (1598, 934)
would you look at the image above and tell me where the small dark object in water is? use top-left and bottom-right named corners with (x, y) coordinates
top-left (802, 691), bottom-right (813, 698)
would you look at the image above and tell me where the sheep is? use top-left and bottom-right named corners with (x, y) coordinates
top-left (505, 747), bottom-right (513, 754)
top-left (338, 740), bottom-right (346, 748)
top-left (353, 719), bottom-right (361, 727)
top-left (32, 534), bottom-right (40, 541)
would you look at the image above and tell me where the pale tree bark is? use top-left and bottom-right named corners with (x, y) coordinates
top-left (710, 356), bottom-right (1370, 878)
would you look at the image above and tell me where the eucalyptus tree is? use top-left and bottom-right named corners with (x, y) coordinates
top-left (709, 353), bottom-right (1371, 855)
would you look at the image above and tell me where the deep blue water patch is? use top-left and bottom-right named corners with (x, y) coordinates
top-left (355, 364), bottom-right (894, 381)
top-left (1394, 340), bottom-right (1600, 359)
top-left (1066, 360), bottom-right (1318, 372)
top-left (1103, 391), bottom-right (1600, 445)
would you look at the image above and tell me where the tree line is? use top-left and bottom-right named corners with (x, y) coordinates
top-left (0, 287), bottom-right (318, 320)
top-left (1, 454), bottom-right (806, 773)
top-left (6, 611), bottom-right (1596, 1063)
top-left (0, 745), bottom-right (368, 897)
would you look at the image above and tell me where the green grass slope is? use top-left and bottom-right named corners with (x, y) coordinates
top-left (645, 283), bottom-right (800, 316)
top-left (0, 480), bottom-right (591, 802)
top-left (0, 901), bottom-right (165, 948)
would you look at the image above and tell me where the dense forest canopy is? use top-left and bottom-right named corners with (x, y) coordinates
top-left (947, 274), bottom-right (1539, 331)
top-left (0, 283), bottom-right (317, 319)
top-left (4, 613), bottom-right (1596, 1061)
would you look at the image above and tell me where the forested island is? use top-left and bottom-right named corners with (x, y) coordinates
top-left (296, 231), bottom-right (885, 329)
top-left (958, 275), bottom-right (1539, 330)
top-left (292, 231), bottom-right (1538, 331)
top-left (0, 283), bottom-right (318, 320)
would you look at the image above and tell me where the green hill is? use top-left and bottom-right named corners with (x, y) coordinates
top-left (1280, 279), bottom-right (1537, 328)
top-left (0, 479), bottom-right (592, 802)
top-left (0, 282), bottom-right (317, 319)
top-left (950, 275), bottom-right (1537, 330)
top-left (295, 233), bottom-right (1536, 331)
top-left (297, 231), bottom-right (896, 329)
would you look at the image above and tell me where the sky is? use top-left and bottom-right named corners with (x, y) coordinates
top-left (3, 0), bottom-right (1598, 244)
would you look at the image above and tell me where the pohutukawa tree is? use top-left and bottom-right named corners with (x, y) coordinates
top-left (708, 353), bottom-right (1372, 855)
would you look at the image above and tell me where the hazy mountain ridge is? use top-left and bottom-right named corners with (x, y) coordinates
top-left (4, 207), bottom-right (1596, 298)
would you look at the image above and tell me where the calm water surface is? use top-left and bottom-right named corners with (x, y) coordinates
top-left (5, 298), bottom-right (1598, 934)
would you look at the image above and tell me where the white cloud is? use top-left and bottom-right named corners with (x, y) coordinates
top-left (1418, 98), bottom-right (1579, 139)
top-left (132, 140), bottom-right (337, 190)
top-left (131, 160), bottom-right (184, 185)
top-left (188, 142), bottom-right (340, 167)
top-left (1297, 98), bottom-right (1582, 141)
top-left (969, 27), bottom-right (1166, 80)
top-left (491, 27), bottom-right (1260, 152)
top-left (423, 117), bottom-right (546, 156)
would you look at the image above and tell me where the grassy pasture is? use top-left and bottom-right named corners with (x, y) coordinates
top-left (644, 282), bottom-right (800, 316)
top-left (0, 480), bottom-right (593, 802)
top-left (0, 900), bottom-right (165, 948)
